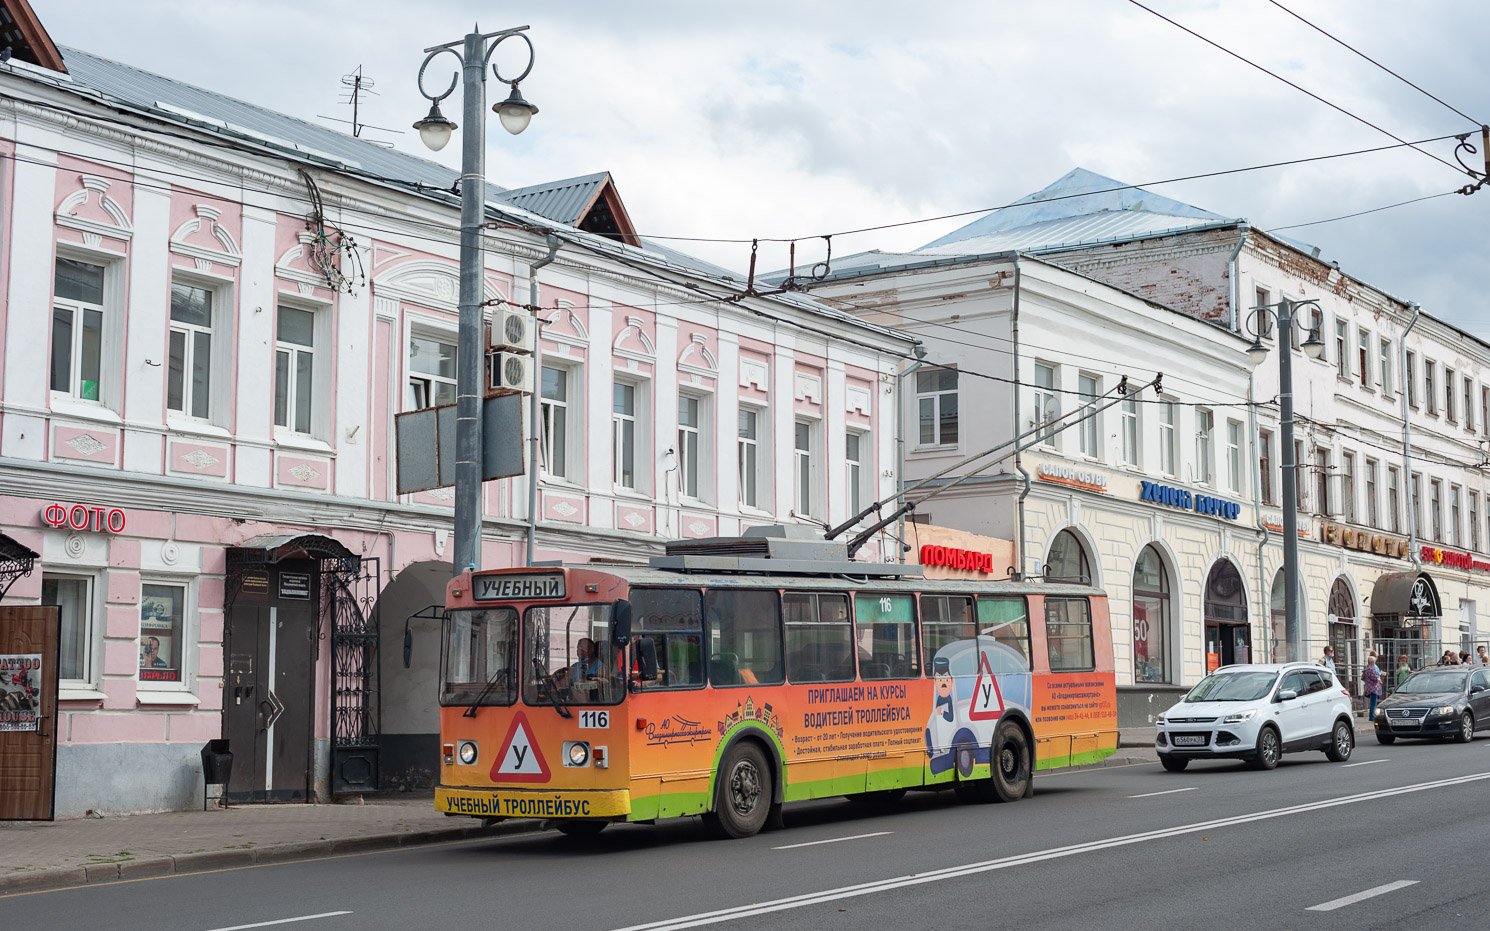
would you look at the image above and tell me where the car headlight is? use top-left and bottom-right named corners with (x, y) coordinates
top-left (1434, 706), bottom-right (1457, 716)
top-left (567, 741), bottom-right (590, 767)
top-left (1222, 710), bottom-right (1256, 724)
top-left (457, 740), bottom-right (478, 765)
top-left (1155, 715), bottom-right (1167, 726)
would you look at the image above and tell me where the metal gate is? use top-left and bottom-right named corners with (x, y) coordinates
top-left (324, 556), bottom-right (381, 795)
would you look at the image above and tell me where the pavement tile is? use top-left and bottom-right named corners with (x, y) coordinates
top-left (83, 863), bottom-right (120, 883)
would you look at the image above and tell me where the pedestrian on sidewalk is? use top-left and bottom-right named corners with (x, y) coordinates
top-left (1321, 644), bottom-right (1337, 675)
top-left (1396, 655), bottom-right (1412, 689)
top-left (1460, 651), bottom-right (1472, 666)
top-left (1363, 655), bottom-right (1382, 720)
top-left (1478, 645), bottom-right (1489, 665)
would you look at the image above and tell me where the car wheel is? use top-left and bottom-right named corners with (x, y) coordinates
top-left (1376, 731), bottom-right (1396, 745)
top-left (1251, 726), bottom-right (1280, 770)
top-left (1456, 711), bottom-right (1475, 744)
top-left (1160, 755), bottom-right (1189, 772)
top-left (1325, 719), bottom-right (1354, 762)
top-left (702, 741), bottom-right (772, 839)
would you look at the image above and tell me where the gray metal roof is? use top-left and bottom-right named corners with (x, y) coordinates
top-left (498, 171), bottom-right (609, 226)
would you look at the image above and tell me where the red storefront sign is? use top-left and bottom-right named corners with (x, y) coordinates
top-left (1422, 546), bottom-right (1490, 573)
top-left (42, 503), bottom-right (126, 533)
top-left (919, 544), bottom-right (994, 573)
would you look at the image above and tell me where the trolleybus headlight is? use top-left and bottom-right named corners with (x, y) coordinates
top-left (457, 741), bottom-right (479, 765)
top-left (565, 741), bottom-right (590, 767)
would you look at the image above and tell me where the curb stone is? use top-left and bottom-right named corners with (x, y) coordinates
top-left (0, 818), bottom-right (542, 897)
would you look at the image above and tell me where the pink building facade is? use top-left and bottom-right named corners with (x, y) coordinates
top-left (0, 49), bottom-right (910, 814)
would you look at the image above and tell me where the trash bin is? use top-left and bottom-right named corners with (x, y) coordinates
top-left (200, 739), bottom-right (233, 809)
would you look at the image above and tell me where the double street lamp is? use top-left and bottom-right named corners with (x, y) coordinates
top-left (413, 26), bottom-right (539, 579)
top-left (1245, 299), bottom-right (1325, 663)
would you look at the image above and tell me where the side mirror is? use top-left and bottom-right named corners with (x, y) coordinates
top-left (611, 599), bottom-right (632, 647)
top-left (1472, 684), bottom-right (1486, 694)
top-left (1277, 689), bottom-right (1298, 702)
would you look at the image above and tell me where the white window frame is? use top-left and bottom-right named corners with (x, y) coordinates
top-left (1388, 466), bottom-right (1401, 534)
top-left (137, 577), bottom-right (198, 699)
top-left (612, 378), bottom-right (644, 492)
top-left (43, 571), bottom-right (101, 694)
top-left (1078, 373), bottom-right (1099, 459)
top-left (1445, 367), bottom-right (1457, 423)
top-left (1033, 363), bottom-right (1058, 448)
top-left (1159, 399), bottom-right (1177, 477)
top-left (406, 327), bottom-right (458, 412)
top-left (1226, 419), bottom-right (1242, 494)
top-left (1194, 408), bottom-right (1214, 485)
top-left (273, 301), bottom-right (329, 439)
top-left (1379, 337), bottom-right (1393, 395)
top-left (539, 362), bottom-right (579, 482)
top-left (676, 391), bottom-right (711, 503)
top-left (166, 271), bottom-right (232, 426)
top-left (50, 248), bottom-right (124, 411)
top-left (845, 429), bottom-right (868, 518)
top-left (1120, 397), bottom-right (1139, 468)
top-left (914, 367), bottom-right (959, 448)
top-left (1451, 484), bottom-right (1463, 547)
top-left (1365, 458), bottom-right (1379, 529)
top-left (1334, 319), bottom-right (1349, 379)
top-left (1465, 376), bottom-right (1476, 435)
top-left (1341, 451), bottom-right (1356, 523)
top-left (1472, 491), bottom-right (1481, 553)
top-left (794, 418), bottom-right (819, 519)
top-left (1406, 351), bottom-right (1418, 408)
top-left (1357, 328), bottom-right (1372, 389)
top-left (737, 404), bottom-right (766, 511)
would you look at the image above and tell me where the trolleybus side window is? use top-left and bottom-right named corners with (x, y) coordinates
top-left (522, 603), bottom-right (623, 706)
top-left (921, 595), bottom-right (976, 673)
top-left (977, 595), bottom-right (1032, 670)
top-left (784, 591), bottom-right (854, 683)
top-left (704, 589), bottom-right (784, 687)
top-left (440, 607), bottom-right (518, 706)
top-left (629, 587), bottom-right (704, 689)
top-left (853, 593), bottom-right (920, 679)
top-left (1045, 596), bottom-right (1095, 672)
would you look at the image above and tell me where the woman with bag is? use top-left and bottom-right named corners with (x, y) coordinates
top-left (1363, 654), bottom-right (1383, 720)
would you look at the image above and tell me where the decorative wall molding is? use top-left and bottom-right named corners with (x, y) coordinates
top-left (678, 333), bottom-right (718, 379)
top-left (55, 174), bottom-right (133, 243)
top-left (372, 258), bottom-right (506, 313)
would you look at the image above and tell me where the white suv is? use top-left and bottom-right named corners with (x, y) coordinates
top-left (1155, 663), bottom-right (1355, 771)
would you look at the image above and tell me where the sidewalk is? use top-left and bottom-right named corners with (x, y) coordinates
top-left (0, 797), bottom-right (537, 895)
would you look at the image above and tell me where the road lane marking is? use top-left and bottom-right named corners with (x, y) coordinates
top-left (1343, 760), bottom-right (1386, 767)
top-left (203, 913), bottom-right (352, 931)
top-left (1307, 880), bottom-right (1418, 911)
top-left (1127, 787), bottom-right (1196, 798)
top-left (773, 831), bottom-right (893, 850)
top-left (611, 770), bottom-right (1490, 931)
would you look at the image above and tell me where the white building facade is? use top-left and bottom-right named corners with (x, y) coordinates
top-left (0, 43), bottom-right (910, 815)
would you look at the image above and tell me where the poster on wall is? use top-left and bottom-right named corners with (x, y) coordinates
top-left (139, 593), bottom-right (181, 683)
top-left (0, 654), bottom-right (42, 731)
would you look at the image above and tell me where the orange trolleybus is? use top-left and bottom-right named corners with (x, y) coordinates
top-left (434, 526), bottom-right (1117, 838)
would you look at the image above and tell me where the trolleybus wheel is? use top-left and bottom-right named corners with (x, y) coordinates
top-left (556, 821), bottom-right (608, 837)
top-left (989, 720), bottom-right (1031, 802)
top-left (703, 741), bottom-right (772, 839)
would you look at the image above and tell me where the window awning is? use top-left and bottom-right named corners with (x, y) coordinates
top-left (0, 531), bottom-right (39, 599)
top-left (227, 533), bottom-right (355, 564)
top-left (1370, 571), bottom-right (1441, 618)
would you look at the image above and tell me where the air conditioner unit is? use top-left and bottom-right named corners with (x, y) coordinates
top-left (487, 351), bottom-right (533, 395)
top-left (490, 307), bottom-right (535, 353)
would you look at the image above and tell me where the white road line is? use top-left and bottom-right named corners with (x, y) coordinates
top-left (773, 831), bottom-right (893, 850)
top-left (1127, 787), bottom-right (1197, 798)
top-left (611, 771), bottom-right (1490, 931)
top-left (1343, 759), bottom-right (1387, 767)
top-left (1307, 880), bottom-right (1418, 912)
top-left (203, 912), bottom-right (352, 931)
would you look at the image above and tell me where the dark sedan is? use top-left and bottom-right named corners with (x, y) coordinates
top-left (1374, 666), bottom-right (1490, 744)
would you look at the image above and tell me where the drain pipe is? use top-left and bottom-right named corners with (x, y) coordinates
top-left (1227, 225), bottom-right (1249, 333)
top-left (1010, 255), bottom-right (1030, 581)
top-left (525, 234), bottom-right (562, 567)
top-left (1400, 301), bottom-right (1422, 571)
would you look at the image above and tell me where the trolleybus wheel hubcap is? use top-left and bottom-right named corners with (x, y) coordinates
top-left (730, 761), bottom-right (761, 814)
top-left (1000, 745), bottom-right (1017, 775)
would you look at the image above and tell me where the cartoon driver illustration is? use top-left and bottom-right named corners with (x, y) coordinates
top-left (925, 656), bottom-right (963, 774)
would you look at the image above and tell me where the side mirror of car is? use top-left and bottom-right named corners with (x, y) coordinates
top-left (1472, 684), bottom-right (1486, 694)
top-left (1277, 689), bottom-right (1298, 702)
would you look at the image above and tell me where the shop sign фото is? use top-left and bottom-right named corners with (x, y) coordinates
top-left (1320, 522), bottom-right (1409, 559)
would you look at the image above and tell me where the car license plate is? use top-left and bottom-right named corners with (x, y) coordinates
top-left (1172, 735), bottom-right (1206, 746)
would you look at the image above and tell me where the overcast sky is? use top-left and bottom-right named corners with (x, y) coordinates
top-left (41, 0), bottom-right (1490, 333)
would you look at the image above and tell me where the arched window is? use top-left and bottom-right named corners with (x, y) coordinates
top-left (1132, 545), bottom-right (1170, 684)
top-left (1045, 530), bottom-right (1091, 585)
top-left (1204, 560), bottom-right (1250, 668)
top-left (1328, 578), bottom-right (1355, 623)
top-left (1270, 570), bottom-right (1288, 664)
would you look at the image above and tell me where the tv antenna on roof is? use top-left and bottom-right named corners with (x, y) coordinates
top-left (317, 65), bottom-right (404, 146)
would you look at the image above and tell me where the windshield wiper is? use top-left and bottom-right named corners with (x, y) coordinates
top-left (532, 657), bottom-right (573, 719)
top-left (462, 667), bottom-right (511, 718)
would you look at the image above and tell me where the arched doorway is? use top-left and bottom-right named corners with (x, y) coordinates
top-left (376, 560), bottom-right (453, 791)
top-left (1046, 529), bottom-right (1092, 585)
top-left (1204, 560), bottom-right (1249, 669)
top-left (1132, 545), bottom-right (1171, 684)
top-left (1328, 578), bottom-right (1359, 702)
top-left (1269, 570), bottom-right (1287, 664)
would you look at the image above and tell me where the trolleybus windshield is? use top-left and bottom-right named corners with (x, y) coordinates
top-left (441, 607), bottom-right (518, 707)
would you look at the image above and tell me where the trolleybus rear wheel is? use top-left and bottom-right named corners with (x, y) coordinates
top-left (703, 742), bottom-right (772, 839)
top-left (556, 821), bottom-right (608, 837)
top-left (989, 720), bottom-right (1031, 802)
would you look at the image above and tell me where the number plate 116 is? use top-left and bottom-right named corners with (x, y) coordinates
top-left (579, 711), bottom-right (609, 729)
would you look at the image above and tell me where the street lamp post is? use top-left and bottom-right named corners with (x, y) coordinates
top-left (1246, 299), bottom-right (1325, 662)
top-left (414, 26), bottom-right (539, 579)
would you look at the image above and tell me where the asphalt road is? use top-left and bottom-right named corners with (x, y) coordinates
top-left (8, 736), bottom-right (1490, 931)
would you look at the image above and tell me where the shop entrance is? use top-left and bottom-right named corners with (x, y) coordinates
top-left (0, 605), bottom-right (60, 820)
top-left (1204, 560), bottom-right (1250, 670)
top-left (223, 562), bottom-right (317, 803)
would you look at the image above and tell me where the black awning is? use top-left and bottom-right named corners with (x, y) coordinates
top-left (1371, 571), bottom-right (1441, 618)
top-left (0, 531), bottom-right (39, 599)
top-left (227, 533), bottom-right (354, 565)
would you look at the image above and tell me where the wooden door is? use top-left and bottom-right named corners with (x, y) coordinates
top-left (0, 606), bottom-right (60, 821)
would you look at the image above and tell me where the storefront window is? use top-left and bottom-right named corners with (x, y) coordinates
top-left (1132, 545), bottom-right (1170, 684)
top-left (1045, 530), bottom-right (1091, 585)
top-left (1328, 578), bottom-right (1358, 699)
top-left (42, 574), bottom-right (92, 682)
top-left (139, 583), bottom-right (185, 683)
top-left (1204, 560), bottom-right (1250, 668)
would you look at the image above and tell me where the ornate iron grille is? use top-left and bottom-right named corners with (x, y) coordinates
top-left (324, 556), bottom-right (382, 794)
